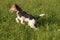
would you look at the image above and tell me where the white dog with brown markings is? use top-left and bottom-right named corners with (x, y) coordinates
top-left (9, 4), bottom-right (45, 30)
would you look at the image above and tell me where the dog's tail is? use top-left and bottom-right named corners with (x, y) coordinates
top-left (35, 13), bottom-right (45, 19)
top-left (39, 14), bottom-right (45, 17)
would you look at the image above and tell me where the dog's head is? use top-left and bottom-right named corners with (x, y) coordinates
top-left (9, 4), bottom-right (22, 13)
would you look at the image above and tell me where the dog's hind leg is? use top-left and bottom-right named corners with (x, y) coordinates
top-left (28, 23), bottom-right (37, 30)
top-left (28, 19), bottom-right (37, 30)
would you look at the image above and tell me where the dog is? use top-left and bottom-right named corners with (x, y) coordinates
top-left (9, 4), bottom-right (45, 29)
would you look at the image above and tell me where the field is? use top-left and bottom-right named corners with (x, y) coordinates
top-left (0, 0), bottom-right (60, 40)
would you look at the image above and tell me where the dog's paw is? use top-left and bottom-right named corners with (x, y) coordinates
top-left (34, 28), bottom-right (38, 30)
top-left (16, 20), bottom-right (19, 23)
top-left (21, 22), bottom-right (25, 25)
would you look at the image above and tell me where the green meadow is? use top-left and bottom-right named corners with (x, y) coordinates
top-left (0, 0), bottom-right (60, 40)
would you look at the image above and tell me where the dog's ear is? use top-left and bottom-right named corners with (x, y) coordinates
top-left (11, 4), bottom-right (17, 7)
top-left (13, 4), bottom-right (16, 7)
top-left (11, 4), bottom-right (17, 9)
top-left (13, 4), bottom-right (18, 8)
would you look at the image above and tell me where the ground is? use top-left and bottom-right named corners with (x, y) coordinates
top-left (0, 0), bottom-right (60, 40)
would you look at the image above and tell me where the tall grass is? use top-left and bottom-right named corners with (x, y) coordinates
top-left (0, 0), bottom-right (60, 40)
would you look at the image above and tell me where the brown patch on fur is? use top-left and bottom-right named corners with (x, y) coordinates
top-left (9, 4), bottom-right (22, 12)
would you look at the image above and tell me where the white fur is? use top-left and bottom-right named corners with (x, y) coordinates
top-left (39, 14), bottom-right (45, 17)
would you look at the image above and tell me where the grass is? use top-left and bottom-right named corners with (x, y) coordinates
top-left (0, 0), bottom-right (60, 40)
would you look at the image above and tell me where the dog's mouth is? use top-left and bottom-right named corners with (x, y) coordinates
top-left (9, 9), bottom-right (14, 13)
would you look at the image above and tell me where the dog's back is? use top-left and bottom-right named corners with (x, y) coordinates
top-left (18, 11), bottom-right (35, 20)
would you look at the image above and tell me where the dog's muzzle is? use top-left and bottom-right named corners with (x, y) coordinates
top-left (9, 9), bottom-right (13, 13)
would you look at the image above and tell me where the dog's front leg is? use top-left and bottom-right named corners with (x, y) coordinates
top-left (18, 16), bottom-right (25, 24)
top-left (15, 18), bottom-right (19, 23)
top-left (20, 18), bottom-right (25, 24)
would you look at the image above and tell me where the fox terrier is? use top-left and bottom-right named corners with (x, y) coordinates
top-left (9, 4), bottom-right (45, 29)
